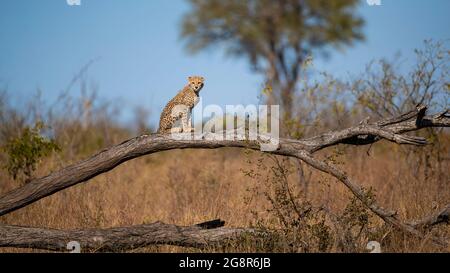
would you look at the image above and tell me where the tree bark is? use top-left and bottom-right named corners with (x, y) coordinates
top-left (0, 219), bottom-right (261, 252)
top-left (411, 204), bottom-right (450, 229)
top-left (0, 105), bottom-right (448, 250)
top-left (0, 106), bottom-right (447, 217)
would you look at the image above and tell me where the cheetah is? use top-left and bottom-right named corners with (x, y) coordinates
top-left (158, 76), bottom-right (204, 134)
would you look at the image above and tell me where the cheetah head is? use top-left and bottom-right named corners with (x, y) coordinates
top-left (188, 76), bottom-right (204, 93)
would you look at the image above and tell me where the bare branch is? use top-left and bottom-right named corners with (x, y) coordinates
top-left (0, 219), bottom-right (260, 252)
top-left (293, 150), bottom-right (448, 248)
top-left (411, 204), bottom-right (450, 229)
top-left (0, 105), bottom-right (448, 250)
top-left (305, 104), bottom-right (449, 152)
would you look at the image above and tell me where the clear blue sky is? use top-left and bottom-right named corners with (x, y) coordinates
top-left (0, 0), bottom-right (449, 126)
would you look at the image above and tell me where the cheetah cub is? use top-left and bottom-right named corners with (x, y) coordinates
top-left (158, 76), bottom-right (204, 134)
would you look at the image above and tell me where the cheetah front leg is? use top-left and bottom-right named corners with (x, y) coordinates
top-left (187, 112), bottom-right (194, 132)
top-left (181, 110), bottom-right (194, 132)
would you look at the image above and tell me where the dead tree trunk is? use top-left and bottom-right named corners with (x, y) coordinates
top-left (0, 219), bottom-right (262, 252)
top-left (0, 105), bottom-right (448, 251)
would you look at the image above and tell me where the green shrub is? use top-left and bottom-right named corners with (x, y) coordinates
top-left (1, 121), bottom-right (60, 182)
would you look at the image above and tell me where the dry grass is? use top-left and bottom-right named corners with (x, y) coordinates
top-left (0, 42), bottom-right (448, 251)
top-left (0, 132), bottom-right (448, 252)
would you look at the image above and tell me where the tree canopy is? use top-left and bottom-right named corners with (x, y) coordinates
top-left (181, 0), bottom-right (365, 120)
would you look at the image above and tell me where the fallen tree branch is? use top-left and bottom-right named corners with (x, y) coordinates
top-left (411, 204), bottom-right (450, 229)
top-left (305, 105), bottom-right (449, 152)
top-left (0, 105), bottom-right (447, 217)
top-left (293, 150), bottom-right (449, 248)
top-left (0, 219), bottom-right (260, 252)
top-left (0, 105), bottom-right (448, 250)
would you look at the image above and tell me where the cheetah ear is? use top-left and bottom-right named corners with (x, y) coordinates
top-left (200, 77), bottom-right (204, 81)
top-left (188, 76), bottom-right (193, 82)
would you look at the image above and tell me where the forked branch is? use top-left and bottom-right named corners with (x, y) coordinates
top-left (0, 104), bottom-right (448, 250)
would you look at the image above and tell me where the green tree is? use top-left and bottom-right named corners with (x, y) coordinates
top-left (181, 0), bottom-right (364, 122)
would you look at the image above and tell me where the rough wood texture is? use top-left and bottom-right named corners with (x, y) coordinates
top-left (0, 105), bottom-right (448, 250)
top-left (0, 219), bottom-right (260, 252)
top-left (294, 149), bottom-right (449, 247)
top-left (0, 105), bottom-right (447, 217)
top-left (411, 204), bottom-right (450, 229)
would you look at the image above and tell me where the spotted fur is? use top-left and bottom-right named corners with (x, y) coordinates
top-left (158, 76), bottom-right (204, 134)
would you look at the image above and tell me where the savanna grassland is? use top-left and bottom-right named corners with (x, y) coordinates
top-left (0, 42), bottom-right (449, 253)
